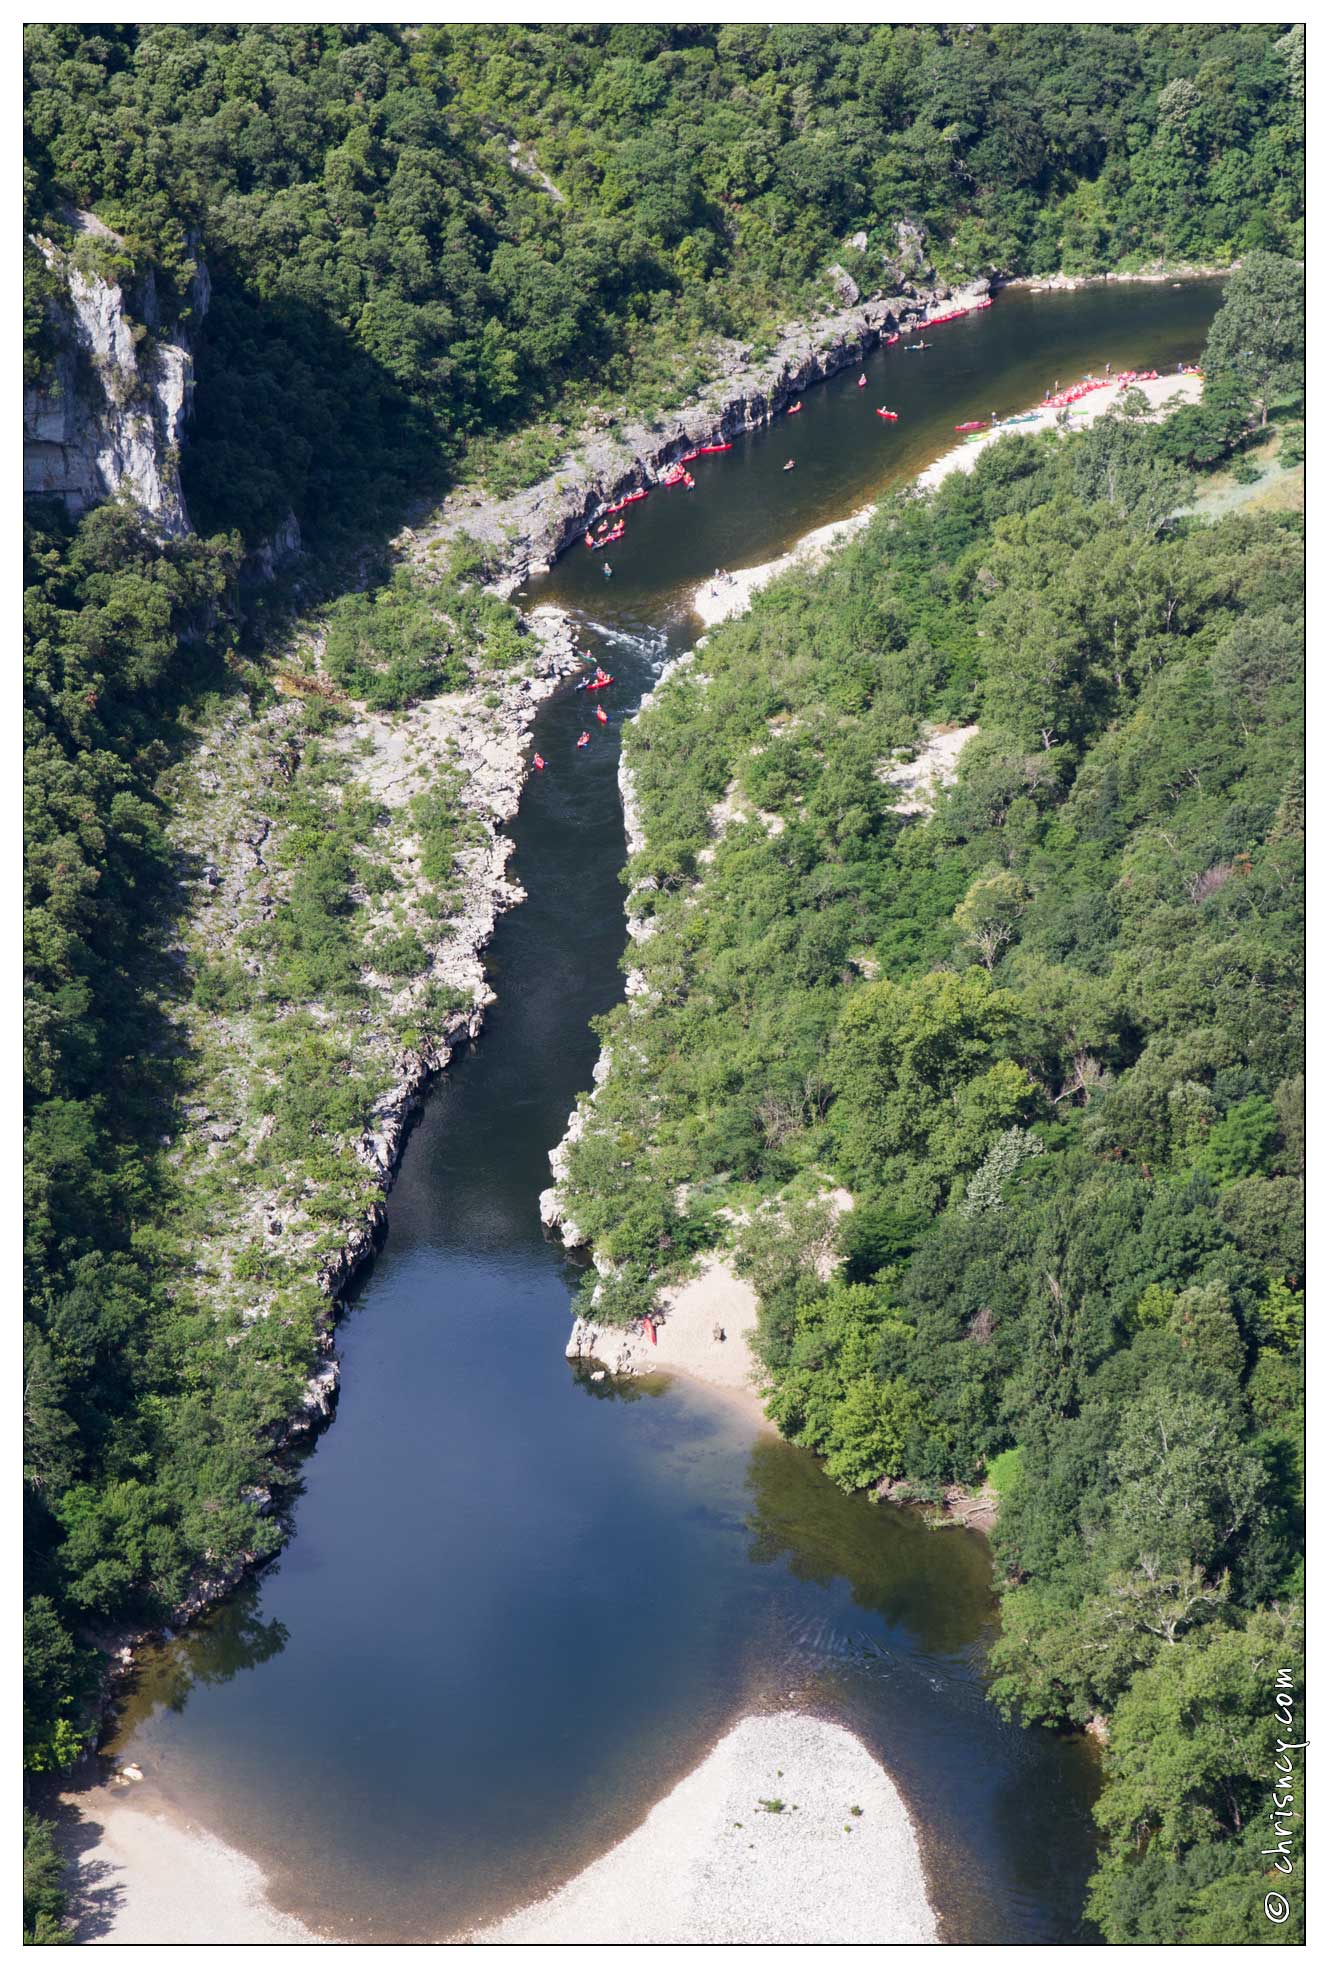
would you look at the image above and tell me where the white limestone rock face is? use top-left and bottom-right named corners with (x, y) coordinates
top-left (23, 224), bottom-right (207, 537)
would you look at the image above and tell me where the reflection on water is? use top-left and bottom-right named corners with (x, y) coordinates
top-left (744, 1433), bottom-right (995, 1657)
top-left (103, 281), bottom-right (1217, 1945)
top-left (117, 1592), bottom-right (290, 1720)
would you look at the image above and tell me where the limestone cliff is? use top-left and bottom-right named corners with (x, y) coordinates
top-left (23, 219), bottom-right (208, 537)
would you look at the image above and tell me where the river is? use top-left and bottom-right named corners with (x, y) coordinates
top-left (102, 279), bottom-right (1221, 1943)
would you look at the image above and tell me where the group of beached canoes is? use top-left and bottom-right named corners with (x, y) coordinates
top-left (949, 353), bottom-right (1203, 446)
top-left (584, 440), bottom-right (741, 554)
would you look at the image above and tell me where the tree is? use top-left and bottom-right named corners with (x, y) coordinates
top-left (829, 969), bottom-right (1032, 1200)
top-left (1087, 1607), bottom-right (1304, 1943)
top-left (953, 867), bottom-right (1029, 970)
top-left (23, 1812), bottom-right (73, 1945)
top-left (1203, 253), bottom-right (1305, 426)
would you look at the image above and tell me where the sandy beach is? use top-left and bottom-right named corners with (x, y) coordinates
top-left (693, 505), bottom-right (875, 627)
top-left (693, 369), bottom-right (1204, 627)
top-left (474, 1712), bottom-right (938, 1944)
top-left (567, 1253), bottom-right (769, 1421)
top-left (57, 1780), bottom-right (324, 1944)
top-left (914, 367), bottom-right (1202, 491)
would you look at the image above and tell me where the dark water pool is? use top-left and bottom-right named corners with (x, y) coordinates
top-left (106, 279), bottom-right (1220, 1943)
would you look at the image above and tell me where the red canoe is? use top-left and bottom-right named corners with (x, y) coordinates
top-left (595, 704), bottom-right (608, 724)
top-left (877, 408), bottom-right (899, 421)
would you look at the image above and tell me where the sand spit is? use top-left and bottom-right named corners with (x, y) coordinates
top-left (693, 505), bottom-right (875, 627)
top-left (58, 1784), bottom-right (324, 1945)
top-left (692, 370), bottom-right (1204, 628)
top-left (474, 1713), bottom-right (938, 1944)
top-left (914, 368), bottom-right (1203, 492)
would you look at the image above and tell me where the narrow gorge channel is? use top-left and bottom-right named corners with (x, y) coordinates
top-left (89, 280), bottom-right (1220, 1944)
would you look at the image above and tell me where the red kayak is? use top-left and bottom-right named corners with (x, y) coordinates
top-left (787, 401), bottom-right (802, 414)
top-left (533, 753), bottom-right (546, 770)
top-left (955, 420), bottom-right (984, 431)
top-left (602, 487), bottom-right (650, 516)
top-left (576, 732), bottom-right (589, 749)
top-left (877, 408), bottom-right (899, 421)
top-left (857, 374), bottom-right (867, 387)
top-left (595, 704), bottom-right (608, 724)
top-left (697, 442), bottom-right (732, 454)
top-left (886, 332), bottom-right (901, 346)
top-left (585, 674), bottom-right (614, 691)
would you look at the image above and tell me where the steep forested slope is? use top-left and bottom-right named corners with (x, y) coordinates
top-left (24, 22), bottom-right (1303, 536)
top-left (555, 269), bottom-right (1304, 1942)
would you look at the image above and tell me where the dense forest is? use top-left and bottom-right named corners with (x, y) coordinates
top-left (23, 20), bottom-right (1303, 1946)
top-left (24, 22), bottom-right (1303, 535)
top-left (556, 265), bottom-right (1305, 1944)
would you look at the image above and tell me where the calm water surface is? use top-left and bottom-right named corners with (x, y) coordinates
top-left (108, 282), bottom-right (1219, 1942)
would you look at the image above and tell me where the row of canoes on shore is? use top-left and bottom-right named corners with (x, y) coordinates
top-left (585, 440), bottom-right (740, 546)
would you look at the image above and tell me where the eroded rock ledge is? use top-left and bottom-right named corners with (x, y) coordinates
top-left (416, 279), bottom-right (992, 591)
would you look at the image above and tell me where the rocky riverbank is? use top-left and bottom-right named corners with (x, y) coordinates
top-left (409, 278), bottom-right (993, 592)
top-left (997, 262), bottom-right (1232, 295)
top-left (87, 603), bottom-right (586, 1706)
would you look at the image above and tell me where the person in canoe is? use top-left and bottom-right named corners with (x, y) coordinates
top-left (577, 731), bottom-right (589, 748)
top-left (857, 373), bottom-right (866, 387)
top-left (787, 400), bottom-right (802, 414)
top-left (595, 704), bottom-right (608, 724)
top-left (533, 752), bottom-right (546, 770)
top-left (783, 458), bottom-right (795, 471)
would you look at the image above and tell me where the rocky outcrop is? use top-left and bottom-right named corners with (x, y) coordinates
top-left (23, 219), bottom-right (207, 537)
top-left (247, 508), bottom-right (303, 583)
top-left (565, 1314), bottom-right (652, 1378)
top-left (415, 278), bottom-right (992, 591)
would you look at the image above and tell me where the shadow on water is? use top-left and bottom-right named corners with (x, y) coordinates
top-left (99, 281), bottom-right (1218, 1944)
